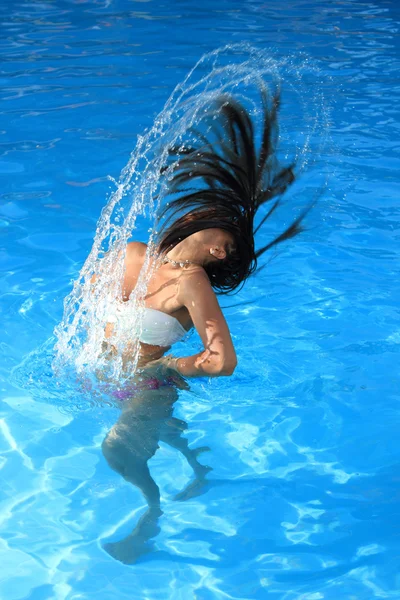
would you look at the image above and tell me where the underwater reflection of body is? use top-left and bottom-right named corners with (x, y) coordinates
top-left (101, 366), bottom-right (212, 564)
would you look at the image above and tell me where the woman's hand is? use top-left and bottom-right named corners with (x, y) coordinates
top-left (145, 354), bottom-right (189, 390)
top-left (149, 354), bottom-right (180, 374)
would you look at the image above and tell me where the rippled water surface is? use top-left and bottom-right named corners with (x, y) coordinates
top-left (1, 1), bottom-right (400, 598)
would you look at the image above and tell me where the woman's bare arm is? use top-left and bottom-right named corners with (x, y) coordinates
top-left (170, 268), bottom-right (237, 377)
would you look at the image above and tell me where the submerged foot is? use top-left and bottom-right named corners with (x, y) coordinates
top-left (103, 536), bottom-right (154, 565)
top-left (188, 446), bottom-right (212, 478)
top-left (193, 463), bottom-right (213, 479)
top-left (173, 466), bottom-right (212, 502)
top-left (103, 507), bottom-right (162, 565)
top-left (192, 446), bottom-right (211, 456)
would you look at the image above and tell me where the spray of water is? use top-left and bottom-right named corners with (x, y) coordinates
top-left (51, 44), bottom-right (331, 390)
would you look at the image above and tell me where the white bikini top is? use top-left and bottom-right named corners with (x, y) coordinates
top-left (107, 303), bottom-right (189, 347)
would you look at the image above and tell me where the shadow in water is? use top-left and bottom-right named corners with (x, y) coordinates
top-left (101, 378), bottom-right (212, 564)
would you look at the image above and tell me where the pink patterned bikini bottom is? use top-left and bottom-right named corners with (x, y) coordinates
top-left (111, 375), bottom-right (177, 401)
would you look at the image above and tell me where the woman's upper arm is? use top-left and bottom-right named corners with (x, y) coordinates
top-left (179, 270), bottom-right (237, 372)
top-left (122, 242), bottom-right (147, 296)
top-left (91, 241), bottom-right (147, 292)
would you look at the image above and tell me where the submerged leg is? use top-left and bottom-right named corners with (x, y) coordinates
top-left (160, 417), bottom-right (212, 501)
top-left (102, 421), bottom-right (161, 508)
top-left (101, 411), bottom-right (163, 563)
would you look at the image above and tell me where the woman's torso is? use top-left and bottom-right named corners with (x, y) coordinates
top-left (106, 242), bottom-right (194, 364)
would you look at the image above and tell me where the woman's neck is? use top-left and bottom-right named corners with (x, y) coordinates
top-left (165, 238), bottom-right (204, 265)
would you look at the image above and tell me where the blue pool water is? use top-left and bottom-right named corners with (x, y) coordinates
top-left (1, 0), bottom-right (400, 598)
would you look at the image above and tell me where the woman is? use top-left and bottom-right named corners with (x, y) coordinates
top-left (101, 90), bottom-right (307, 563)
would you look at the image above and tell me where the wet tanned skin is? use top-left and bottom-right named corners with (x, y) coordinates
top-left (101, 232), bottom-right (235, 563)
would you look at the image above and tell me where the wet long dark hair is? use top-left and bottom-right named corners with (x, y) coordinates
top-left (157, 88), bottom-right (310, 294)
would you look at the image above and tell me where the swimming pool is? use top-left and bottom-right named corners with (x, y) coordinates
top-left (1, 0), bottom-right (399, 598)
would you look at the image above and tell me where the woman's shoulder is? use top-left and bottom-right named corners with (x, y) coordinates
top-left (125, 241), bottom-right (148, 262)
top-left (127, 241), bottom-right (147, 254)
top-left (178, 264), bottom-right (215, 298)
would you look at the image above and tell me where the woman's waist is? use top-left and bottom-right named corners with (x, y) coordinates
top-left (109, 364), bottom-right (187, 402)
top-left (102, 339), bottom-right (170, 362)
top-left (100, 341), bottom-right (187, 396)
top-left (137, 342), bottom-right (171, 365)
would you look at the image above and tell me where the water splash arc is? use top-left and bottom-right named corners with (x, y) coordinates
top-left (53, 44), bottom-right (330, 385)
